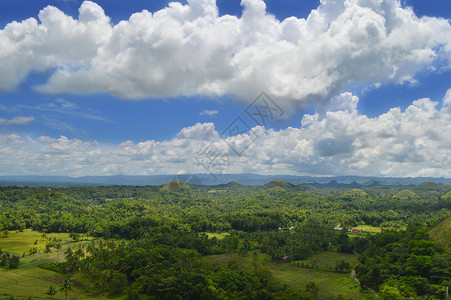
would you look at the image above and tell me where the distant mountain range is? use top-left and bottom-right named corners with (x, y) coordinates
top-left (1, 174), bottom-right (451, 187)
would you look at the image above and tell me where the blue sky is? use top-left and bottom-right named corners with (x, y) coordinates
top-left (0, 0), bottom-right (451, 177)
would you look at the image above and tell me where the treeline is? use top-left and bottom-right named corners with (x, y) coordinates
top-left (0, 248), bottom-right (20, 269)
top-left (1, 185), bottom-right (449, 235)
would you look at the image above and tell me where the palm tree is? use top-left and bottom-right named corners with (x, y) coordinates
top-left (55, 243), bottom-right (62, 262)
top-left (60, 279), bottom-right (72, 300)
top-left (45, 285), bottom-right (57, 299)
top-left (74, 246), bottom-right (85, 260)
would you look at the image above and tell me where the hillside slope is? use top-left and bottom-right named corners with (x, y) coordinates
top-left (429, 215), bottom-right (451, 253)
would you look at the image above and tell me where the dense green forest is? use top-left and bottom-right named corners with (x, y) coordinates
top-left (0, 180), bottom-right (450, 299)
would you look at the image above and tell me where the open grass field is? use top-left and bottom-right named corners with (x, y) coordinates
top-left (0, 230), bottom-right (121, 299)
top-left (356, 225), bottom-right (381, 234)
top-left (0, 267), bottom-right (90, 299)
top-left (270, 264), bottom-right (372, 299)
top-left (0, 229), bottom-right (92, 268)
top-left (205, 251), bottom-right (374, 299)
top-left (203, 232), bottom-right (230, 240)
top-left (0, 229), bottom-right (71, 255)
top-left (295, 251), bottom-right (359, 271)
top-left (347, 225), bottom-right (406, 239)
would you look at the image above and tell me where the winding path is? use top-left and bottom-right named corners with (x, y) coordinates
top-left (351, 267), bottom-right (379, 298)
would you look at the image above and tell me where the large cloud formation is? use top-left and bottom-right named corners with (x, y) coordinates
top-left (1, 91), bottom-right (450, 177)
top-left (0, 0), bottom-right (450, 107)
top-left (1, 0), bottom-right (451, 178)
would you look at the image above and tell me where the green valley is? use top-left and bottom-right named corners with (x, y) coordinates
top-left (0, 181), bottom-right (449, 299)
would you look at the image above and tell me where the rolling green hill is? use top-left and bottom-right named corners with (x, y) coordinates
top-left (416, 181), bottom-right (440, 190)
top-left (393, 190), bottom-right (417, 199)
top-left (161, 181), bottom-right (190, 191)
top-left (223, 182), bottom-right (245, 188)
top-left (429, 215), bottom-right (451, 253)
top-left (297, 184), bottom-right (317, 192)
top-left (268, 186), bottom-right (286, 192)
top-left (343, 188), bottom-right (367, 197)
top-left (264, 179), bottom-right (293, 189)
top-left (442, 189), bottom-right (451, 200)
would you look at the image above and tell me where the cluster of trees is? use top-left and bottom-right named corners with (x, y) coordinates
top-left (45, 239), bottom-right (323, 299)
top-left (356, 226), bottom-right (451, 299)
top-left (45, 279), bottom-right (72, 300)
top-left (0, 249), bottom-right (19, 268)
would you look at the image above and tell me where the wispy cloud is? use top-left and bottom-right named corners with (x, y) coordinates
top-left (18, 98), bottom-right (114, 123)
top-left (199, 109), bottom-right (219, 117)
top-left (41, 115), bottom-right (83, 134)
top-left (0, 116), bottom-right (34, 125)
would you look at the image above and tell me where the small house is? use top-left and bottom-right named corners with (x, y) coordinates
top-left (351, 227), bottom-right (363, 233)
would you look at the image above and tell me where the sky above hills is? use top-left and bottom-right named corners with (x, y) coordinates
top-left (0, 0), bottom-right (451, 178)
